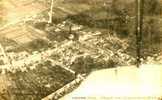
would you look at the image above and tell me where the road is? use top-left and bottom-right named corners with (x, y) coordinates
top-left (0, 0), bottom-right (48, 44)
top-left (0, 0), bottom-right (48, 99)
top-left (0, 74), bottom-right (11, 100)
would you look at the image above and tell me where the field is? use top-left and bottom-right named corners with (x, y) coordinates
top-left (0, 0), bottom-right (162, 100)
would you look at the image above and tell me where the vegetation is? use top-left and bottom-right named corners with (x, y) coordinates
top-left (143, 0), bottom-right (162, 15)
top-left (27, 39), bottom-right (50, 51)
top-left (8, 61), bottom-right (75, 100)
top-left (1, 0), bottom-right (162, 99)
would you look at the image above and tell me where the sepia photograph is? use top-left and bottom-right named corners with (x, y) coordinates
top-left (0, 0), bottom-right (162, 100)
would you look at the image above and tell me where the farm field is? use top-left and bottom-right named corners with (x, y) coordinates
top-left (0, 0), bottom-right (162, 100)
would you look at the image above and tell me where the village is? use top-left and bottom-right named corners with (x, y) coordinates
top-left (0, 0), bottom-right (162, 100)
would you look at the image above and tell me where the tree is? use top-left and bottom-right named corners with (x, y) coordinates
top-left (111, 0), bottom-right (129, 38)
top-left (142, 18), bottom-right (161, 53)
top-left (28, 39), bottom-right (49, 50)
top-left (144, 0), bottom-right (161, 15)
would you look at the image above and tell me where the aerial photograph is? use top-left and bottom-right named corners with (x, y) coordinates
top-left (0, 0), bottom-right (162, 100)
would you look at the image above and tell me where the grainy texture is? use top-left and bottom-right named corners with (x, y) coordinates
top-left (0, 0), bottom-right (162, 100)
